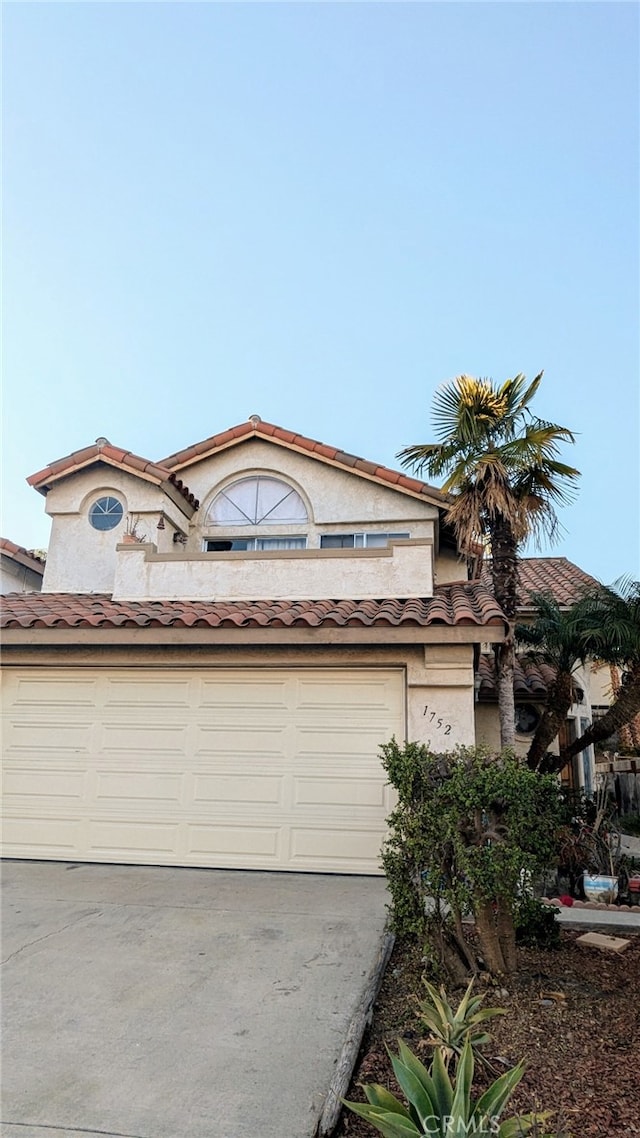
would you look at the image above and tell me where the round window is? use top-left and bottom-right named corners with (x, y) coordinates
top-left (89, 496), bottom-right (124, 531)
top-left (515, 704), bottom-right (541, 735)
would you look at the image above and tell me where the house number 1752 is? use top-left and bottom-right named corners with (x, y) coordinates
top-left (423, 705), bottom-right (452, 734)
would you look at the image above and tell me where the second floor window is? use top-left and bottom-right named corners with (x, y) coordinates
top-left (206, 476), bottom-right (308, 527)
top-left (320, 532), bottom-right (410, 549)
top-left (206, 537), bottom-right (307, 552)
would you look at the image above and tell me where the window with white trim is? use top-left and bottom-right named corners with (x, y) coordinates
top-left (89, 496), bottom-right (124, 531)
top-left (320, 532), bottom-right (410, 549)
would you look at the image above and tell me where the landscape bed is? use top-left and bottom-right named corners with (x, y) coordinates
top-left (334, 931), bottom-right (640, 1138)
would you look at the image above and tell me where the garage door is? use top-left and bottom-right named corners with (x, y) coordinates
top-left (1, 667), bottom-right (405, 874)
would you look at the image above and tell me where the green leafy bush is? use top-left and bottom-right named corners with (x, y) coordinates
top-left (514, 896), bottom-right (560, 949)
top-left (380, 741), bottom-right (563, 977)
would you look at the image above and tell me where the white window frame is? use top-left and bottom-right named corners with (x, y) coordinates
top-left (319, 532), bottom-right (410, 549)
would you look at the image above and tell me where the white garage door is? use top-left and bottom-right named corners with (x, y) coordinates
top-left (1, 667), bottom-right (405, 874)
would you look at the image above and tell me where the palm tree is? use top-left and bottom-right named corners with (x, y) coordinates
top-left (516, 591), bottom-right (591, 771)
top-left (398, 373), bottom-right (580, 746)
top-left (560, 577), bottom-right (640, 765)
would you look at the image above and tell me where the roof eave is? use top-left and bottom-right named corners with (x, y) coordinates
top-left (1, 621), bottom-right (506, 648)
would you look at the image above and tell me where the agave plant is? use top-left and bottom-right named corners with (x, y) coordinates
top-left (417, 980), bottom-right (506, 1069)
top-left (344, 1036), bottom-right (550, 1138)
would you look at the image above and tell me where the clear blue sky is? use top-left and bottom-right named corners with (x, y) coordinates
top-left (3, 1), bottom-right (638, 583)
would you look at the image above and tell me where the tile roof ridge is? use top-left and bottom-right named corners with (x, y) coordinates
top-left (27, 443), bottom-right (199, 508)
top-left (158, 417), bottom-right (450, 504)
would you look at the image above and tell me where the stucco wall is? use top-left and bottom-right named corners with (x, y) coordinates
top-left (407, 644), bottom-right (476, 748)
top-left (41, 469), bottom-right (191, 593)
top-left (0, 557), bottom-right (43, 594)
top-left (589, 661), bottom-right (614, 707)
top-left (434, 549), bottom-right (468, 584)
top-left (113, 538), bottom-right (434, 601)
top-left (176, 439), bottom-right (440, 551)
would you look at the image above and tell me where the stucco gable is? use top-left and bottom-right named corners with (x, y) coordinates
top-left (183, 438), bottom-right (442, 528)
top-left (27, 442), bottom-right (198, 513)
top-left (161, 417), bottom-right (450, 511)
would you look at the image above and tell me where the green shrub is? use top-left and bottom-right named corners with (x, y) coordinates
top-left (380, 741), bottom-right (563, 978)
top-left (514, 896), bottom-right (560, 949)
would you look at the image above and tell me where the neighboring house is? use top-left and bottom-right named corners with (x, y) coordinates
top-left (475, 557), bottom-right (603, 794)
top-left (0, 539), bottom-right (45, 594)
top-left (1, 417), bottom-right (507, 875)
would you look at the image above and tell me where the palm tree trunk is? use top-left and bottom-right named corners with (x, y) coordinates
top-left (489, 517), bottom-right (519, 749)
top-left (527, 671), bottom-right (575, 769)
top-left (560, 664), bottom-right (640, 765)
top-left (495, 642), bottom-right (516, 749)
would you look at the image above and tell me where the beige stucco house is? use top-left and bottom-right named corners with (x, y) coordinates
top-left (1, 417), bottom-right (507, 875)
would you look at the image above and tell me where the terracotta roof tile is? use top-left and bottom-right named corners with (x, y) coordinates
top-left (71, 445), bottom-right (102, 465)
top-left (160, 419), bottom-right (450, 508)
top-left (27, 444), bottom-right (199, 509)
top-left (353, 458), bottom-right (378, 476)
top-left (1, 583), bottom-right (505, 632)
top-left (482, 557), bottom-right (600, 609)
top-left (478, 653), bottom-right (557, 700)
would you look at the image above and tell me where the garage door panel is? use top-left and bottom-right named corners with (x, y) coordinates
top-left (8, 677), bottom-right (97, 707)
top-left (3, 767), bottom-right (88, 803)
top-left (88, 819), bottom-right (180, 855)
top-left (95, 771), bottom-right (186, 803)
top-left (187, 823), bottom-right (280, 859)
top-left (289, 826), bottom-right (382, 868)
top-left (3, 816), bottom-right (82, 853)
top-left (293, 775), bottom-right (386, 809)
top-left (2, 666), bottom-right (405, 874)
top-left (200, 679), bottom-right (291, 710)
top-left (194, 725), bottom-right (287, 754)
top-left (103, 677), bottom-right (193, 708)
top-left (193, 773), bottom-right (283, 805)
top-left (100, 723), bottom-right (189, 754)
top-left (295, 727), bottom-right (402, 757)
top-left (6, 721), bottom-right (93, 752)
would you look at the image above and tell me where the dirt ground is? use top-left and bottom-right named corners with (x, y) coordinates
top-left (335, 931), bottom-right (640, 1138)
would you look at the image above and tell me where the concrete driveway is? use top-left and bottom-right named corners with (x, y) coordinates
top-left (1, 861), bottom-right (389, 1138)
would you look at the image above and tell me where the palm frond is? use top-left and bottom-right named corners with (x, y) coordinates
top-left (397, 371), bottom-right (580, 560)
top-left (516, 370), bottom-right (544, 411)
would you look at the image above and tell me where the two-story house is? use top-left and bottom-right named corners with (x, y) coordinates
top-left (1, 416), bottom-right (507, 874)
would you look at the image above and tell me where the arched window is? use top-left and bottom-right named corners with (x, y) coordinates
top-left (206, 476), bottom-right (308, 527)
